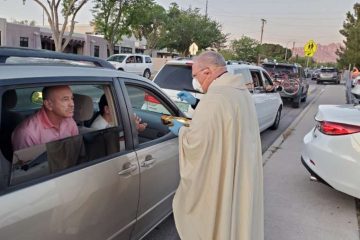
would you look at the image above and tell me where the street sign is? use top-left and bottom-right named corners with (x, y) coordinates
top-left (304, 40), bottom-right (317, 57)
top-left (189, 42), bottom-right (198, 55)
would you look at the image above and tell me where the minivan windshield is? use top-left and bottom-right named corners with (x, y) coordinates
top-left (153, 64), bottom-right (194, 91)
top-left (107, 55), bottom-right (126, 62)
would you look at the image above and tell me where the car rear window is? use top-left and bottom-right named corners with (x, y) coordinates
top-left (154, 64), bottom-right (194, 91)
top-left (262, 64), bottom-right (298, 78)
top-left (321, 68), bottom-right (337, 73)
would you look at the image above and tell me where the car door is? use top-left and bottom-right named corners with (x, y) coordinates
top-left (261, 70), bottom-right (281, 127)
top-left (124, 55), bottom-right (137, 74)
top-left (250, 69), bottom-right (268, 132)
top-left (134, 55), bottom-right (144, 76)
top-left (0, 78), bottom-right (140, 240)
top-left (121, 80), bottom-right (181, 240)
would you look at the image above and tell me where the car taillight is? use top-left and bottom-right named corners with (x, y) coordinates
top-left (144, 93), bottom-right (160, 104)
top-left (317, 121), bottom-right (360, 135)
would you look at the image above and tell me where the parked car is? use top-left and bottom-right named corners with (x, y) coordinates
top-left (153, 60), bottom-right (283, 132)
top-left (0, 47), bottom-right (183, 239)
top-left (311, 69), bottom-right (320, 81)
top-left (107, 54), bottom-right (153, 79)
top-left (352, 75), bottom-right (360, 87)
top-left (262, 63), bottom-right (309, 108)
top-left (316, 67), bottom-right (340, 84)
top-left (301, 89), bottom-right (360, 198)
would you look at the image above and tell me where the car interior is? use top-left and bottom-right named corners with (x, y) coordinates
top-left (0, 83), bottom-right (175, 186)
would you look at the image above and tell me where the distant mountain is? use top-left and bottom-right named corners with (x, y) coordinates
top-left (292, 43), bottom-right (341, 63)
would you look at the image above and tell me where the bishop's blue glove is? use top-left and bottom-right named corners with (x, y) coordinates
top-left (177, 91), bottom-right (196, 105)
top-left (169, 119), bottom-right (184, 136)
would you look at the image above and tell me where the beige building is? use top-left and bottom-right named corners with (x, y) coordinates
top-left (0, 19), bottom-right (148, 59)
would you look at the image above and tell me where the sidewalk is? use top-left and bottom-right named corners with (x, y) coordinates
top-left (263, 85), bottom-right (359, 240)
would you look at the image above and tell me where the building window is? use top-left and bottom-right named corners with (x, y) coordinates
top-left (114, 46), bottom-right (119, 54)
top-left (135, 48), bottom-right (144, 54)
top-left (121, 47), bottom-right (132, 54)
top-left (20, 37), bottom-right (29, 47)
top-left (94, 45), bottom-right (99, 57)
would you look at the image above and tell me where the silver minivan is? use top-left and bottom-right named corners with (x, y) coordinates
top-left (0, 48), bottom-right (183, 239)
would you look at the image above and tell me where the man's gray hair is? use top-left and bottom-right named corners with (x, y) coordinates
top-left (193, 51), bottom-right (226, 68)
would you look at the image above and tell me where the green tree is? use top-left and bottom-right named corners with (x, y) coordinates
top-left (92, 0), bottom-right (132, 56)
top-left (262, 43), bottom-right (292, 62)
top-left (231, 36), bottom-right (259, 63)
top-left (126, 0), bottom-right (167, 56)
top-left (219, 49), bottom-right (236, 61)
top-left (23, 0), bottom-right (88, 52)
top-left (159, 3), bottom-right (227, 56)
top-left (337, 3), bottom-right (360, 68)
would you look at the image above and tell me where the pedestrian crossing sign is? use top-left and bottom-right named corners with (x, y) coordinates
top-left (304, 40), bottom-right (317, 57)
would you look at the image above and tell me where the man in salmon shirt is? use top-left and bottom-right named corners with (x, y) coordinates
top-left (12, 85), bottom-right (79, 151)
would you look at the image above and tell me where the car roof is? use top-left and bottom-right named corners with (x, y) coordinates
top-left (0, 65), bottom-right (146, 81)
top-left (226, 64), bottom-right (265, 71)
top-left (263, 62), bottom-right (302, 68)
top-left (164, 59), bottom-right (265, 71)
top-left (109, 54), bottom-right (150, 57)
top-left (0, 47), bottom-right (114, 69)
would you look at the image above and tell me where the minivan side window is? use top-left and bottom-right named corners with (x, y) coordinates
top-left (135, 56), bottom-right (143, 63)
top-left (145, 57), bottom-right (152, 63)
top-left (250, 70), bottom-right (264, 89)
top-left (126, 56), bottom-right (135, 63)
top-left (124, 85), bottom-right (172, 144)
top-left (1, 84), bottom-right (126, 187)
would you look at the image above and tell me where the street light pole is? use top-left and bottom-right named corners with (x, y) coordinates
top-left (284, 41), bottom-right (292, 61)
top-left (258, 18), bottom-right (266, 65)
top-left (205, 0), bottom-right (208, 18)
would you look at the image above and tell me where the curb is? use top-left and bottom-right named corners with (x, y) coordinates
top-left (262, 87), bottom-right (325, 166)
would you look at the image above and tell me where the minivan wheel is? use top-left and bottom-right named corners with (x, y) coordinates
top-left (270, 106), bottom-right (282, 130)
top-left (143, 69), bottom-right (151, 79)
top-left (118, 68), bottom-right (124, 71)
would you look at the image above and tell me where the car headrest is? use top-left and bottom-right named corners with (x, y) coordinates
top-left (2, 90), bottom-right (17, 110)
top-left (73, 94), bottom-right (93, 122)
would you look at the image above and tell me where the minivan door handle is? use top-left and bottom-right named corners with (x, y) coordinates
top-left (141, 155), bottom-right (156, 168)
top-left (118, 163), bottom-right (137, 176)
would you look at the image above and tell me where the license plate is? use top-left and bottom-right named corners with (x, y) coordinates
top-left (175, 101), bottom-right (190, 113)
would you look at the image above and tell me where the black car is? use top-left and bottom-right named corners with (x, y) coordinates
top-left (262, 63), bottom-right (309, 108)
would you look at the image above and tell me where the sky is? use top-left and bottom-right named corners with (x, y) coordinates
top-left (0, 0), bottom-right (358, 48)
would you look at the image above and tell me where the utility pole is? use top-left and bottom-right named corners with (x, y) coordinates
top-left (205, 0), bottom-right (208, 18)
top-left (292, 41), bottom-right (296, 54)
top-left (257, 18), bottom-right (266, 65)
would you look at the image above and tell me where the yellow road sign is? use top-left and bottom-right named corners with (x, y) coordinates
top-left (304, 40), bottom-right (317, 57)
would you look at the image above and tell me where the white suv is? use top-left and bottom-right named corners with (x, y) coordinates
top-left (107, 54), bottom-right (153, 79)
top-left (153, 60), bottom-right (283, 132)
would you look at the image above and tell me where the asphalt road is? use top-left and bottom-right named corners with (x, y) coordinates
top-left (144, 80), bottom-right (324, 240)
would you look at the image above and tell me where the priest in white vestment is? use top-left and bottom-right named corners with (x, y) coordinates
top-left (169, 51), bottom-right (264, 240)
